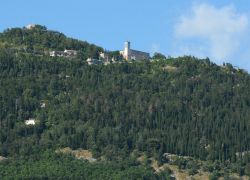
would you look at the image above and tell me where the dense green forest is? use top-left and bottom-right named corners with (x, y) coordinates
top-left (0, 26), bottom-right (250, 179)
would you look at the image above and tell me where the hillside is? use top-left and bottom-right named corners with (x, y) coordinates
top-left (0, 25), bottom-right (103, 59)
top-left (0, 26), bottom-right (250, 179)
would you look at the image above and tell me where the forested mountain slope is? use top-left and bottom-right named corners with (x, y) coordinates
top-left (0, 26), bottom-right (250, 179)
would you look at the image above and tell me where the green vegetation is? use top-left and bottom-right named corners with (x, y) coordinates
top-left (0, 150), bottom-right (165, 179)
top-left (0, 26), bottom-right (250, 179)
top-left (0, 25), bottom-right (103, 59)
top-left (152, 52), bottom-right (166, 60)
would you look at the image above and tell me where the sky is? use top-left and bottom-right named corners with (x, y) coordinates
top-left (1, 0), bottom-right (250, 71)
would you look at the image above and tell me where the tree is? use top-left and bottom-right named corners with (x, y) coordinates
top-left (152, 52), bottom-right (166, 59)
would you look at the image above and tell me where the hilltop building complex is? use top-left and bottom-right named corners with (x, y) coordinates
top-left (86, 41), bottom-right (150, 65)
top-left (120, 41), bottom-right (150, 61)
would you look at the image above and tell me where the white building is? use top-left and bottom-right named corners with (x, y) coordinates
top-left (99, 52), bottom-right (109, 60)
top-left (40, 102), bottom-right (46, 108)
top-left (25, 118), bottom-right (36, 126)
top-left (49, 51), bottom-right (64, 57)
top-left (120, 41), bottom-right (150, 61)
top-left (49, 50), bottom-right (77, 58)
top-left (86, 58), bottom-right (103, 65)
top-left (26, 24), bottom-right (37, 30)
top-left (64, 50), bottom-right (77, 57)
top-left (49, 51), bottom-right (56, 57)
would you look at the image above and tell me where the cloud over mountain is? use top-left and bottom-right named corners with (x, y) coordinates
top-left (175, 3), bottom-right (248, 63)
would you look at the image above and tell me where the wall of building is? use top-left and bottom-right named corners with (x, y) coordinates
top-left (129, 49), bottom-right (150, 60)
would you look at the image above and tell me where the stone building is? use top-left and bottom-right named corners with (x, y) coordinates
top-left (120, 41), bottom-right (150, 61)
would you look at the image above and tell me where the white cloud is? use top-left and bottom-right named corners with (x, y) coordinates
top-left (175, 3), bottom-right (249, 63)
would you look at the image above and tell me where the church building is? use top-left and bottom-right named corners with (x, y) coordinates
top-left (120, 41), bottom-right (150, 61)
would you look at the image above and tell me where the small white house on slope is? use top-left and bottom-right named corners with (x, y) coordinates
top-left (25, 118), bottom-right (36, 126)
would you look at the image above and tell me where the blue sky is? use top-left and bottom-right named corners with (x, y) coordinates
top-left (1, 0), bottom-right (250, 71)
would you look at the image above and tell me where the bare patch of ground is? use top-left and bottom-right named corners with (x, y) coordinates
top-left (0, 156), bottom-right (7, 161)
top-left (56, 147), bottom-right (97, 163)
top-left (162, 65), bottom-right (178, 72)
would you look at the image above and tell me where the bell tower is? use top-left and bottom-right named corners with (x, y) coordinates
top-left (125, 41), bottom-right (130, 50)
top-left (124, 41), bottom-right (131, 60)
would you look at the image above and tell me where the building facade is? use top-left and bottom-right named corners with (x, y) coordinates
top-left (120, 41), bottom-right (150, 61)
